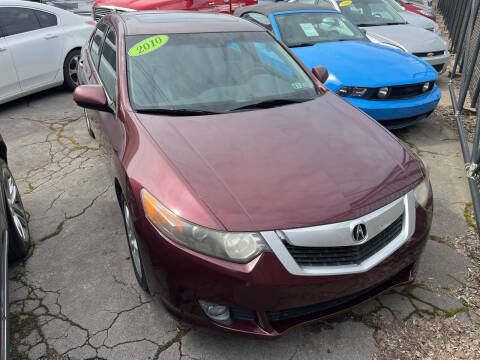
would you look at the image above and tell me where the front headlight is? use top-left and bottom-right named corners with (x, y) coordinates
top-left (420, 10), bottom-right (432, 16)
top-left (141, 189), bottom-right (269, 263)
top-left (337, 86), bottom-right (368, 97)
top-left (413, 170), bottom-right (431, 208)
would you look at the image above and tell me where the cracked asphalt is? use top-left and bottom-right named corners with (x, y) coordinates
top-left (0, 70), bottom-right (478, 359)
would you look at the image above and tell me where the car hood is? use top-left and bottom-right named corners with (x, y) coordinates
top-left (137, 92), bottom-right (423, 232)
top-left (399, 10), bottom-right (434, 30)
top-left (291, 40), bottom-right (436, 90)
top-left (362, 24), bottom-right (446, 53)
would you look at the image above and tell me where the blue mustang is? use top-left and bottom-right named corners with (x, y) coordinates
top-left (235, 3), bottom-right (441, 129)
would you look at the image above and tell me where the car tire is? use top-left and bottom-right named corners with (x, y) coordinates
top-left (63, 49), bottom-right (81, 91)
top-left (0, 159), bottom-right (30, 262)
top-left (120, 194), bottom-right (149, 292)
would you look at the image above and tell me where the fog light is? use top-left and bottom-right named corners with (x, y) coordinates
top-left (422, 82), bottom-right (431, 92)
top-left (199, 300), bottom-right (232, 324)
top-left (377, 87), bottom-right (389, 99)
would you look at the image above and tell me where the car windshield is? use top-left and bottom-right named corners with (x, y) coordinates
top-left (126, 32), bottom-right (317, 114)
top-left (385, 0), bottom-right (405, 12)
top-left (274, 12), bottom-right (367, 47)
top-left (336, 0), bottom-right (406, 26)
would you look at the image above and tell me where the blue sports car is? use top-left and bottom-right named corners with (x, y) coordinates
top-left (235, 3), bottom-right (441, 129)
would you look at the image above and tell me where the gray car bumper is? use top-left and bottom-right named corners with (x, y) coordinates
top-left (420, 50), bottom-right (451, 73)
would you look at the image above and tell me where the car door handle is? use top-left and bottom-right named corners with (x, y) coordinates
top-left (44, 34), bottom-right (58, 40)
top-left (208, 2), bottom-right (215, 5)
top-left (0, 47), bottom-right (6, 52)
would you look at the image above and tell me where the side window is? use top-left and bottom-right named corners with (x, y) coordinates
top-left (242, 13), bottom-right (273, 31)
top-left (89, 22), bottom-right (108, 69)
top-left (33, 10), bottom-right (58, 28)
top-left (98, 27), bottom-right (117, 103)
top-left (0, 7), bottom-right (41, 36)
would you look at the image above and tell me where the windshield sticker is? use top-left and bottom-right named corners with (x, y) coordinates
top-left (129, 35), bottom-right (168, 56)
top-left (339, 1), bottom-right (352, 6)
top-left (292, 82), bottom-right (306, 90)
top-left (299, 23), bottom-right (319, 37)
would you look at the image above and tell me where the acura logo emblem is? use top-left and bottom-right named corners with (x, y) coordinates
top-left (427, 52), bottom-right (435, 57)
top-left (352, 224), bottom-right (367, 242)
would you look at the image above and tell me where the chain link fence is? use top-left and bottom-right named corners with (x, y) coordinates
top-left (438, 0), bottom-right (480, 233)
top-left (438, 0), bottom-right (480, 108)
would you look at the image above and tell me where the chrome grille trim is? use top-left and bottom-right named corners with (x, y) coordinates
top-left (93, 6), bottom-right (136, 21)
top-left (260, 191), bottom-right (416, 276)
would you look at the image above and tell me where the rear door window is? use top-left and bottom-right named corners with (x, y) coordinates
top-left (89, 22), bottom-right (108, 69)
top-left (0, 7), bottom-right (41, 36)
top-left (34, 10), bottom-right (58, 28)
top-left (98, 27), bottom-right (117, 103)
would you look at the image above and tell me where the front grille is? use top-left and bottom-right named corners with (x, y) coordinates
top-left (93, 7), bottom-right (113, 21)
top-left (265, 279), bottom-right (387, 322)
top-left (352, 82), bottom-right (435, 100)
top-left (284, 214), bottom-right (403, 267)
top-left (413, 50), bottom-right (445, 57)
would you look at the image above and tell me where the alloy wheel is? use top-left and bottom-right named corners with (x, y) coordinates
top-left (3, 172), bottom-right (29, 245)
top-left (68, 55), bottom-right (80, 87)
top-left (123, 203), bottom-right (142, 276)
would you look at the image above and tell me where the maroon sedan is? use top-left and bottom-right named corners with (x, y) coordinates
top-left (74, 11), bottom-right (432, 338)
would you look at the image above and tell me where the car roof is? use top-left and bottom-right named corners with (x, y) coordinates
top-left (234, 3), bottom-right (338, 18)
top-left (117, 11), bottom-right (265, 35)
top-left (0, 0), bottom-right (58, 9)
top-left (0, 0), bottom-right (86, 19)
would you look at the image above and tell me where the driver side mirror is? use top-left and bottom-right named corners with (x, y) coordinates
top-left (73, 85), bottom-right (112, 113)
top-left (312, 66), bottom-right (329, 83)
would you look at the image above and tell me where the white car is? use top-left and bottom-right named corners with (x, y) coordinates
top-left (0, 1), bottom-right (95, 104)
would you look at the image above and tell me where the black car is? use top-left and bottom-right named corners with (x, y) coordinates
top-left (0, 134), bottom-right (31, 360)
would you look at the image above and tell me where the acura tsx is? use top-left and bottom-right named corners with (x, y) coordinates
top-left (74, 11), bottom-right (432, 338)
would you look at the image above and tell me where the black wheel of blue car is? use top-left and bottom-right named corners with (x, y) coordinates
top-left (120, 194), bottom-right (149, 292)
top-left (0, 159), bottom-right (30, 262)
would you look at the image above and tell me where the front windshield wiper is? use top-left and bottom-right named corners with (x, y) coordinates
top-left (136, 108), bottom-right (221, 116)
top-left (229, 98), bottom-right (312, 112)
top-left (357, 22), bottom-right (404, 26)
top-left (289, 42), bottom-right (317, 48)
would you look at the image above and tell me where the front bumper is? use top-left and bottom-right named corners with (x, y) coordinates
top-left (135, 195), bottom-right (432, 338)
top-left (346, 85), bottom-right (441, 127)
top-left (419, 51), bottom-right (450, 73)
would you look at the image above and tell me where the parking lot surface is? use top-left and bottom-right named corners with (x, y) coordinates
top-left (1, 73), bottom-right (479, 359)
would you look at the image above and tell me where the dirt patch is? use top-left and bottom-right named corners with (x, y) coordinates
top-left (373, 315), bottom-right (480, 360)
